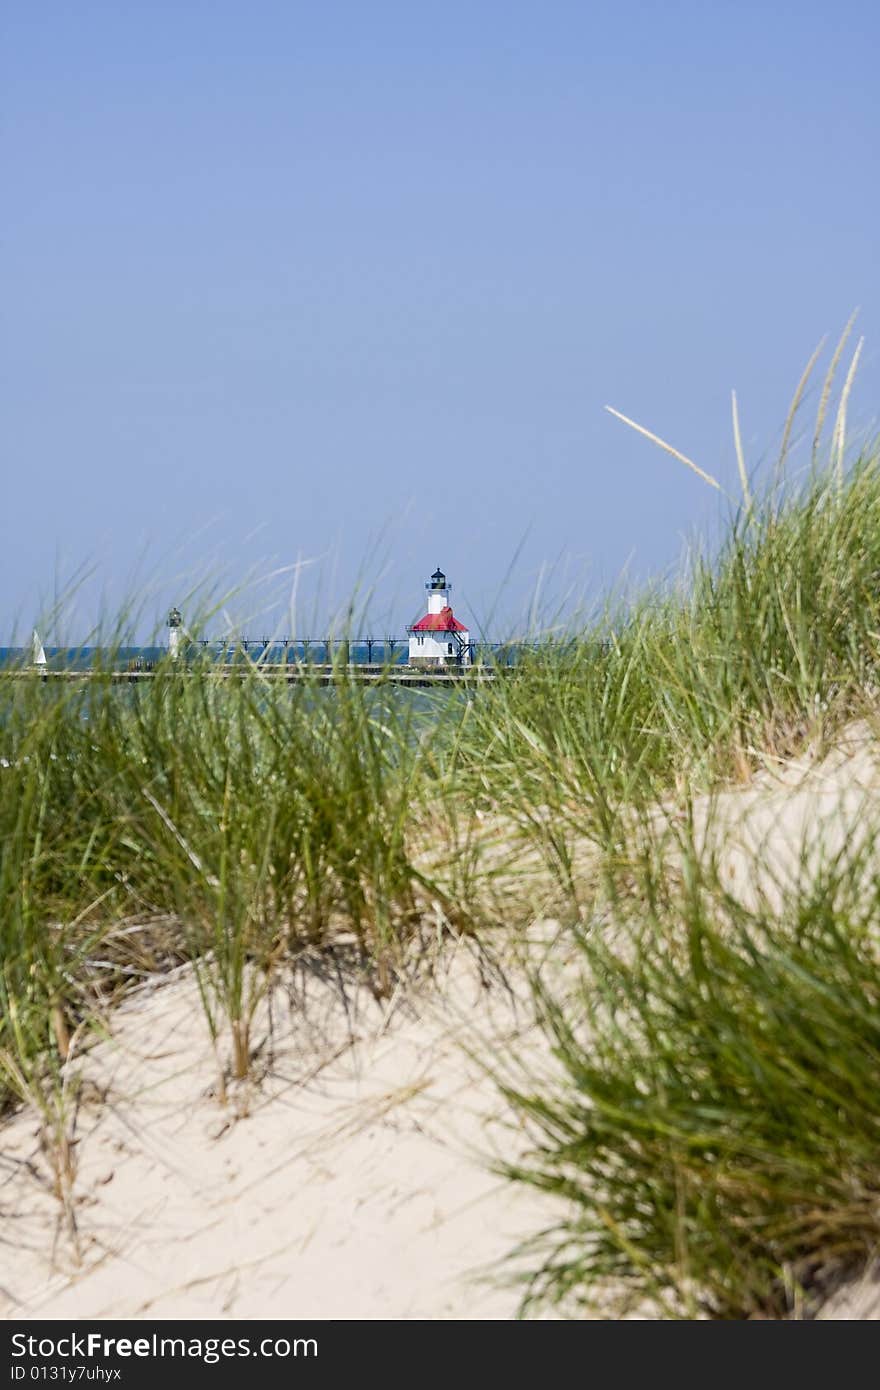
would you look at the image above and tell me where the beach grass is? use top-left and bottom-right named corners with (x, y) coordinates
top-left (0, 649), bottom-right (449, 1109)
top-left (495, 822), bottom-right (880, 1318)
top-left (2, 339), bottom-right (880, 1314)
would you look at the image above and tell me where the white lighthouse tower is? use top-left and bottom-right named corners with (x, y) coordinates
top-left (167, 606), bottom-right (183, 660)
top-left (407, 568), bottom-right (471, 667)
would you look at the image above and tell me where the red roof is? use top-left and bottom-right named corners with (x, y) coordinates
top-left (408, 606), bottom-right (469, 633)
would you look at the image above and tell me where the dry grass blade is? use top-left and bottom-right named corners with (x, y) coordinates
top-left (778, 336), bottom-right (825, 481)
top-left (605, 406), bottom-right (722, 492)
top-left (812, 311), bottom-right (858, 466)
top-left (731, 390), bottom-right (752, 514)
top-left (832, 336), bottom-right (864, 494)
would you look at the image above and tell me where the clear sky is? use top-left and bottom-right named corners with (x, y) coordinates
top-left (3, 1), bottom-right (879, 641)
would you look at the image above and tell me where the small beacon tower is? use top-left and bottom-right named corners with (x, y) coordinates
top-left (167, 606), bottom-right (183, 660)
top-left (407, 568), bottom-right (471, 667)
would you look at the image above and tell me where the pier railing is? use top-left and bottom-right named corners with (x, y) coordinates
top-left (5, 637), bottom-right (607, 679)
top-left (123, 637), bottom-right (548, 671)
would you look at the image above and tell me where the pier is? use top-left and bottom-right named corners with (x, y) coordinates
top-left (14, 663), bottom-right (498, 687)
top-left (9, 629), bottom-right (552, 683)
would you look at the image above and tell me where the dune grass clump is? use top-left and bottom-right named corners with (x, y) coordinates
top-left (453, 450), bottom-right (880, 914)
top-left (119, 655), bottom-right (438, 1080)
top-left (497, 830), bottom-right (880, 1319)
top-left (0, 644), bottom-right (451, 1120)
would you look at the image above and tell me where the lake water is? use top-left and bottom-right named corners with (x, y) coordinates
top-left (0, 638), bottom-right (528, 670)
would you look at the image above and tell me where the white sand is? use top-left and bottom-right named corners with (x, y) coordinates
top-left (1, 944), bottom-right (558, 1320)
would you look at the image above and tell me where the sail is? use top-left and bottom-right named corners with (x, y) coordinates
top-left (32, 629), bottom-right (47, 667)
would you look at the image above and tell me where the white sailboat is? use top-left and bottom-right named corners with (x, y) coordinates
top-left (32, 629), bottom-right (47, 667)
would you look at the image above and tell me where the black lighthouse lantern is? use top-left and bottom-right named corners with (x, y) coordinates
top-left (426, 567), bottom-right (449, 593)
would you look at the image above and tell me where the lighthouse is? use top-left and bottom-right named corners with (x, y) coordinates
top-left (407, 568), bottom-right (471, 667)
top-left (167, 606), bottom-right (183, 660)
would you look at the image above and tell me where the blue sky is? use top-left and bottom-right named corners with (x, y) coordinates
top-left (3, 1), bottom-right (879, 641)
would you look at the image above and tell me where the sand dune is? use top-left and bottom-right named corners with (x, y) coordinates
top-left (4, 728), bottom-right (880, 1320)
top-left (1, 944), bottom-right (557, 1320)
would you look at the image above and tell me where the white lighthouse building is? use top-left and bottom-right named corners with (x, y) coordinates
top-left (407, 568), bottom-right (471, 667)
top-left (167, 606), bottom-right (183, 660)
